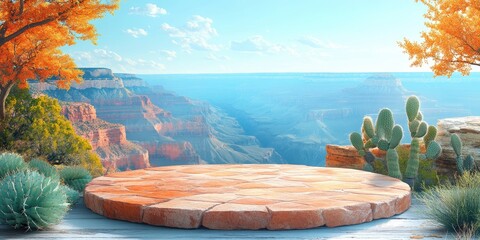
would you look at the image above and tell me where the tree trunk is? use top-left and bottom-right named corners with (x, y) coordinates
top-left (0, 82), bottom-right (14, 120)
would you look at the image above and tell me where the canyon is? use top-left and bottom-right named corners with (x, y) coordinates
top-left (31, 68), bottom-right (284, 170)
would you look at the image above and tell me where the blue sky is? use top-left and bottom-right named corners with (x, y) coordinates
top-left (65, 0), bottom-right (429, 74)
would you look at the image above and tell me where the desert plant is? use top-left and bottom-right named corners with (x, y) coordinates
top-left (60, 166), bottom-right (92, 192)
top-left (59, 185), bottom-right (80, 205)
top-left (421, 172), bottom-right (480, 236)
top-left (28, 158), bottom-right (59, 180)
top-left (0, 170), bottom-right (69, 230)
top-left (0, 152), bottom-right (27, 179)
top-left (350, 96), bottom-right (442, 189)
top-left (451, 133), bottom-right (476, 175)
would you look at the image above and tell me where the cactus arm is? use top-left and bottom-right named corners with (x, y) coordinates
top-left (389, 125), bottom-right (403, 149)
top-left (450, 133), bottom-right (463, 157)
top-left (423, 126), bottom-right (437, 149)
top-left (415, 121), bottom-right (428, 138)
top-left (405, 138), bottom-right (420, 180)
top-left (350, 132), bottom-right (365, 155)
top-left (375, 109), bottom-right (394, 141)
top-left (406, 96), bottom-right (420, 122)
top-left (425, 141), bottom-right (442, 160)
top-left (362, 117), bottom-right (375, 140)
top-left (386, 149), bottom-right (402, 179)
top-left (409, 120), bottom-right (420, 137)
top-left (416, 111), bottom-right (423, 121)
top-left (456, 156), bottom-right (464, 175)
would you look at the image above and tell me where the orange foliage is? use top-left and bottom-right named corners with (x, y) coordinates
top-left (0, 0), bottom-right (119, 118)
top-left (399, 0), bottom-right (480, 77)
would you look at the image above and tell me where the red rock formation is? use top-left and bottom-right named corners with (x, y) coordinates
top-left (61, 102), bottom-right (150, 172)
top-left (61, 102), bottom-right (97, 122)
top-left (139, 141), bottom-right (201, 166)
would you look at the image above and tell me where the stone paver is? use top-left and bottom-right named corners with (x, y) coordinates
top-left (84, 164), bottom-right (411, 230)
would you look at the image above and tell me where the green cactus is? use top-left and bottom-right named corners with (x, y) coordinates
top-left (386, 149), bottom-right (402, 179)
top-left (28, 158), bottom-right (59, 180)
top-left (0, 152), bottom-right (27, 179)
top-left (375, 109), bottom-right (394, 141)
top-left (415, 121), bottom-right (428, 138)
top-left (409, 120), bottom-right (420, 137)
top-left (406, 96), bottom-right (420, 122)
top-left (363, 163), bottom-right (374, 172)
top-left (348, 95), bottom-right (441, 190)
top-left (456, 156), bottom-right (465, 175)
top-left (350, 132), bottom-right (364, 153)
top-left (389, 125), bottom-right (403, 149)
top-left (451, 134), bottom-right (462, 157)
top-left (362, 117), bottom-right (375, 140)
top-left (416, 111), bottom-right (423, 121)
top-left (425, 141), bottom-right (442, 160)
top-left (60, 166), bottom-right (92, 192)
top-left (0, 170), bottom-right (68, 230)
top-left (423, 126), bottom-right (437, 148)
top-left (451, 134), bottom-right (476, 175)
top-left (405, 138), bottom-right (420, 179)
top-left (464, 155), bottom-right (475, 172)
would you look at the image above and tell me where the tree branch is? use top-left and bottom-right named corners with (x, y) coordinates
top-left (0, 17), bottom-right (55, 47)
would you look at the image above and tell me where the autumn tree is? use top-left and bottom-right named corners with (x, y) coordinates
top-left (399, 0), bottom-right (480, 77)
top-left (0, 0), bottom-right (119, 119)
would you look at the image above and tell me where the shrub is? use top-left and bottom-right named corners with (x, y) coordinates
top-left (421, 172), bottom-right (480, 235)
top-left (0, 152), bottom-right (27, 179)
top-left (28, 158), bottom-right (59, 180)
top-left (0, 170), bottom-right (69, 230)
top-left (60, 166), bottom-right (92, 192)
top-left (59, 185), bottom-right (80, 205)
top-left (0, 87), bottom-right (103, 175)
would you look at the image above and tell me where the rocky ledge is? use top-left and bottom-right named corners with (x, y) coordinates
top-left (436, 116), bottom-right (480, 177)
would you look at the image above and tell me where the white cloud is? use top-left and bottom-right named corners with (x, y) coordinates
top-left (73, 49), bottom-right (165, 74)
top-left (160, 50), bottom-right (177, 61)
top-left (125, 28), bottom-right (148, 38)
top-left (206, 53), bottom-right (230, 61)
top-left (231, 35), bottom-right (295, 54)
top-left (130, 3), bottom-right (167, 17)
top-left (162, 15), bottom-right (219, 52)
top-left (298, 36), bottom-right (346, 49)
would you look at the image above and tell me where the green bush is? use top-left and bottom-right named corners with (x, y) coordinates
top-left (60, 166), bottom-right (92, 192)
top-left (0, 170), bottom-right (69, 230)
top-left (28, 158), bottom-right (59, 180)
top-left (59, 185), bottom-right (80, 205)
top-left (421, 172), bottom-right (480, 235)
top-left (0, 152), bottom-right (27, 179)
top-left (0, 87), bottom-right (103, 175)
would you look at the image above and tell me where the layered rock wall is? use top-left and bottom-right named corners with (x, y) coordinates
top-left (61, 102), bottom-right (150, 172)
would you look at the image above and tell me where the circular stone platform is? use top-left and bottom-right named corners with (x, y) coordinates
top-left (84, 164), bottom-right (411, 230)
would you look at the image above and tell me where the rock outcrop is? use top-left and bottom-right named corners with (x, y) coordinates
top-left (436, 116), bottom-right (480, 177)
top-left (325, 145), bottom-right (365, 169)
top-left (61, 102), bottom-right (150, 172)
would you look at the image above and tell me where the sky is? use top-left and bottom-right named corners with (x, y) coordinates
top-left (64, 0), bottom-right (430, 74)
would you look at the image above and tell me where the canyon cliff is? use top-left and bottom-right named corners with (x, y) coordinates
top-left (31, 68), bottom-right (284, 167)
top-left (61, 102), bottom-right (150, 172)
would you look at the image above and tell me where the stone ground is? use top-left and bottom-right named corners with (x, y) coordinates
top-left (84, 164), bottom-right (411, 230)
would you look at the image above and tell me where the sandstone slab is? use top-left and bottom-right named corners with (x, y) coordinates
top-left (84, 164), bottom-right (411, 230)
